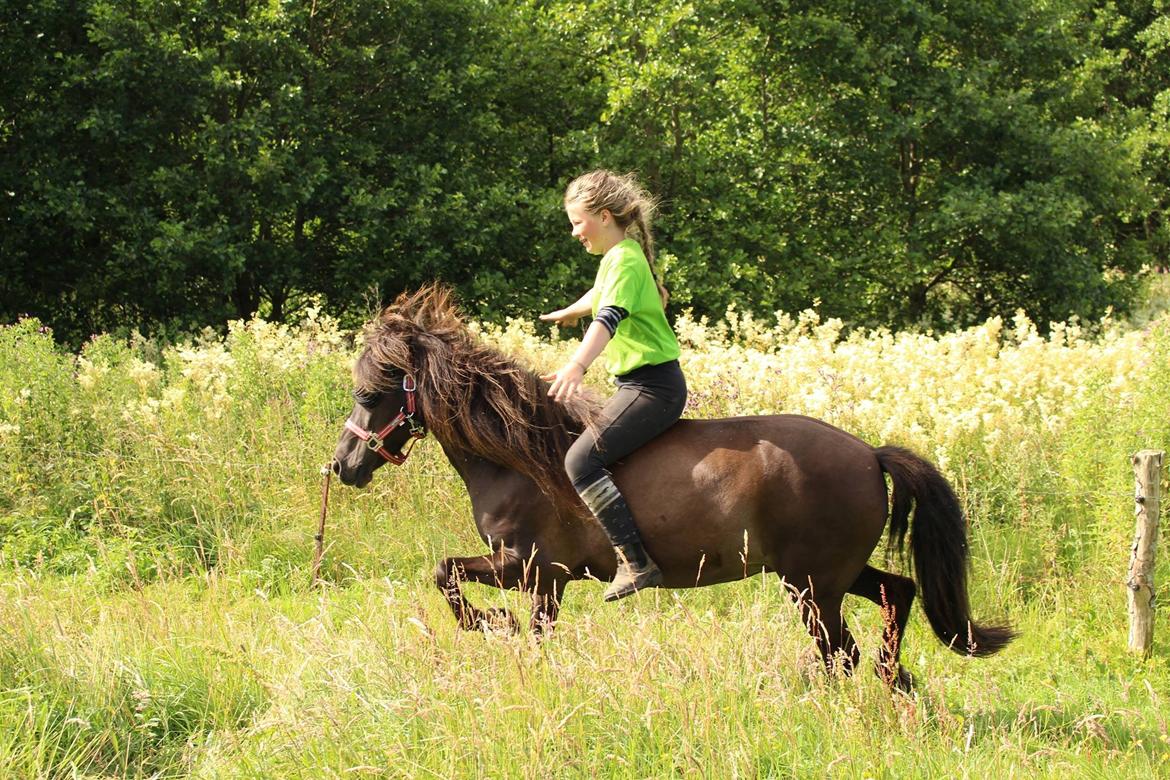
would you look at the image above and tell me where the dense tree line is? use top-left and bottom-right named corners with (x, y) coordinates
top-left (1, 0), bottom-right (1166, 344)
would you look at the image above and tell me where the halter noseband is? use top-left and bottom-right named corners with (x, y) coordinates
top-left (343, 375), bottom-right (427, 465)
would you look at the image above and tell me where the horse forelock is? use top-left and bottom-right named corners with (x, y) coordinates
top-left (356, 284), bottom-right (599, 510)
top-left (354, 285), bottom-right (457, 389)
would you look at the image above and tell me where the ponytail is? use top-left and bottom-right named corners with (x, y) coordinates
top-left (631, 206), bottom-right (669, 309)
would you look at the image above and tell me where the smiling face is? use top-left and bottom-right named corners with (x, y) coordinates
top-left (566, 201), bottom-right (623, 256)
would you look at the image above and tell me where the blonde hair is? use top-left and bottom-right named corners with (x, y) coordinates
top-left (564, 169), bottom-right (669, 307)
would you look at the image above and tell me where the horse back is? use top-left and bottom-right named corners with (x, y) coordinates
top-left (611, 414), bottom-right (889, 587)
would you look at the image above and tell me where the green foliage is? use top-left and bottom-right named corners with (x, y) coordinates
top-left (1, 0), bottom-right (1165, 342)
top-left (570, 0), bottom-right (1153, 328)
top-left (0, 0), bottom-right (603, 343)
top-left (0, 311), bottom-right (357, 587)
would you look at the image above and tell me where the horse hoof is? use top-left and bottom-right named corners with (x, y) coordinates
top-left (893, 666), bottom-right (915, 693)
top-left (531, 616), bottom-right (557, 638)
top-left (796, 647), bottom-right (822, 682)
top-left (877, 662), bottom-right (915, 693)
top-left (480, 608), bottom-right (520, 635)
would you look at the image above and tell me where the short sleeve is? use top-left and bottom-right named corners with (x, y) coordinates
top-left (596, 252), bottom-right (645, 313)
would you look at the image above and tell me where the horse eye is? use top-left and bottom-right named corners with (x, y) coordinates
top-left (353, 389), bottom-right (382, 409)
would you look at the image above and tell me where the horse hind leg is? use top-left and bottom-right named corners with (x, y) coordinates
top-left (847, 565), bottom-right (916, 692)
top-left (787, 583), bottom-right (861, 679)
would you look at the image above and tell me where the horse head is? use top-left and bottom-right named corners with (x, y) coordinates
top-left (331, 285), bottom-right (460, 487)
top-left (332, 284), bottom-right (598, 504)
top-left (332, 365), bottom-right (425, 487)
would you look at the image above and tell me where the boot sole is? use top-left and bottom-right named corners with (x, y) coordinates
top-left (603, 573), bottom-right (664, 602)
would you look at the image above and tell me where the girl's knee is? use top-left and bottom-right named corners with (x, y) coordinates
top-left (564, 446), bottom-right (592, 489)
top-left (564, 427), bottom-right (601, 487)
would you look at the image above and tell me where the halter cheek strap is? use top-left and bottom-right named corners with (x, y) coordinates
top-left (343, 375), bottom-right (427, 465)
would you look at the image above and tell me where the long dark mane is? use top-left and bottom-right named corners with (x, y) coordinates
top-left (354, 284), bottom-right (601, 509)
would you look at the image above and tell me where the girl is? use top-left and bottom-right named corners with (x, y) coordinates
top-left (540, 170), bottom-right (687, 601)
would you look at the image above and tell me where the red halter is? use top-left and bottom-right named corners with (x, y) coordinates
top-left (343, 375), bottom-right (427, 465)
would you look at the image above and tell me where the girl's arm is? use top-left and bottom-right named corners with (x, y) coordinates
top-left (539, 287), bottom-right (595, 327)
top-left (542, 320), bottom-right (611, 403)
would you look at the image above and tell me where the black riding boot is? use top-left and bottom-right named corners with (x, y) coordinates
top-left (578, 473), bottom-right (663, 601)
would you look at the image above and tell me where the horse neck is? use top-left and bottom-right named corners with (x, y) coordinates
top-left (434, 436), bottom-right (572, 528)
top-left (421, 355), bottom-right (585, 477)
top-left (435, 436), bottom-right (519, 494)
top-left (432, 435), bottom-right (597, 573)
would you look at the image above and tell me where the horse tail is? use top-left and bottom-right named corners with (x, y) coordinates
top-left (874, 445), bottom-right (1015, 657)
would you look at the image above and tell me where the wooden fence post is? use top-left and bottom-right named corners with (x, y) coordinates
top-left (1128, 450), bottom-right (1164, 656)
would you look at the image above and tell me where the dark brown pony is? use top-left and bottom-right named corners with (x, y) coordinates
top-left (332, 285), bottom-right (1014, 689)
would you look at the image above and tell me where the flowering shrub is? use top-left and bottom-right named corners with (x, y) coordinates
top-left (480, 309), bottom-right (1151, 469)
top-left (1, 308), bottom-right (1167, 585)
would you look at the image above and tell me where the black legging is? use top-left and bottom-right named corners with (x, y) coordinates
top-left (565, 360), bottom-right (687, 492)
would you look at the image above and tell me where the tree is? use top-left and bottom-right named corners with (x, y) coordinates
top-left (0, 0), bottom-right (604, 342)
top-left (1, 0), bottom-right (1161, 341)
top-left (564, 0), bottom-right (1151, 328)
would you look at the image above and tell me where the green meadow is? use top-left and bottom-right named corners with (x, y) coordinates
top-left (2, 305), bottom-right (1169, 778)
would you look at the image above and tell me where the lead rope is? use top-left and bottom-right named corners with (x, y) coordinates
top-left (312, 464), bottom-right (333, 588)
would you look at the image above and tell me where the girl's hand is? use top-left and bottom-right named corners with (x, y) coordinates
top-left (539, 309), bottom-right (581, 328)
top-left (541, 361), bottom-right (586, 403)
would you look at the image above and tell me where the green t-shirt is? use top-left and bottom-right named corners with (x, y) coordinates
top-left (591, 239), bottom-right (681, 376)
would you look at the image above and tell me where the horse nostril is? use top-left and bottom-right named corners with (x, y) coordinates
top-left (330, 460), bottom-right (341, 476)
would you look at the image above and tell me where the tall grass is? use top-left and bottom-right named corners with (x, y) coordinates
top-left (1, 305), bottom-right (1169, 777)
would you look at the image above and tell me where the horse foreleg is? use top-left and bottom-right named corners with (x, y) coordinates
top-left (529, 574), bottom-right (571, 637)
top-left (435, 549), bottom-right (566, 635)
top-left (847, 565), bottom-right (916, 691)
top-left (435, 551), bottom-right (523, 633)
